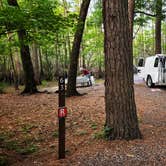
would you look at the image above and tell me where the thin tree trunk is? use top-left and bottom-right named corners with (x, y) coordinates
top-left (15, 48), bottom-right (22, 85)
top-left (7, 32), bottom-right (19, 90)
top-left (32, 42), bottom-right (41, 85)
top-left (103, 0), bottom-right (141, 140)
top-left (63, 35), bottom-right (68, 69)
top-left (82, 53), bottom-right (86, 68)
top-left (67, 0), bottom-right (91, 96)
top-left (155, 0), bottom-right (162, 54)
top-left (38, 47), bottom-right (44, 80)
top-left (81, 42), bottom-right (86, 68)
top-left (67, 34), bottom-right (71, 58)
top-left (3, 57), bottom-right (7, 82)
top-left (9, 48), bottom-right (19, 90)
top-left (7, 0), bottom-right (37, 93)
top-left (55, 34), bottom-right (59, 77)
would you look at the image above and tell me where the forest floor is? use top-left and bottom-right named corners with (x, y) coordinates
top-left (0, 79), bottom-right (166, 166)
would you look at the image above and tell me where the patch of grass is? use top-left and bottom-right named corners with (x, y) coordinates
top-left (16, 144), bottom-right (38, 155)
top-left (0, 82), bottom-right (9, 93)
top-left (52, 131), bottom-right (58, 138)
top-left (77, 130), bottom-right (88, 136)
top-left (0, 132), bottom-right (15, 146)
top-left (104, 126), bottom-right (113, 138)
top-left (0, 133), bottom-right (38, 155)
top-left (0, 155), bottom-right (8, 166)
top-left (138, 115), bottom-right (142, 123)
top-left (22, 135), bottom-right (35, 144)
top-left (4, 140), bottom-right (19, 151)
top-left (92, 127), bottom-right (113, 140)
top-left (90, 123), bottom-right (98, 130)
top-left (21, 124), bottom-right (37, 133)
top-left (92, 131), bottom-right (105, 140)
top-left (41, 80), bottom-right (48, 86)
top-left (0, 133), bottom-right (8, 142)
top-left (95, 79), bottom-right (104, 84)
top-left (40, 80), bottom-right (58, 88)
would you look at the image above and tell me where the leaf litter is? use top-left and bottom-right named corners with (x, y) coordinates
top-left (0, 83), bottom-right (166, 165)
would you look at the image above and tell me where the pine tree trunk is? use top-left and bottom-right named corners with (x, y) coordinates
top-left (103, 0), bottom-right (141, 140)
top-left (155, 0), bottom-right (162, 54)
top-left (67, 0), bottom-right (91, 96)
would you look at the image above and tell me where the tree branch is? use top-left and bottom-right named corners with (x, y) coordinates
top-left (133, 26), bottom-right (141, 39)
top-left (134, 10), bottom-right (156, 17)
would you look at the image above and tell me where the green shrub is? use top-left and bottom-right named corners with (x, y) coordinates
top-left (92, 131), bottom-right (105, 140)
top-left (0, 82), bottom-right (8, 93)
top-left (90, 123), bottom-right (97, 130)
top-left (16, 144), bottom-right (38, 155)
top-left (0, 156), bottom-right (8, 166)
top-left (92, 127), bottom-right (113, 140)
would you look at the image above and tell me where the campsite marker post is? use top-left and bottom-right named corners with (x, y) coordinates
top-left (58, 75), bottom-right (67, 159)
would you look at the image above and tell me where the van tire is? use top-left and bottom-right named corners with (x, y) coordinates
top-left (146, 76), bottom-right (154, 88)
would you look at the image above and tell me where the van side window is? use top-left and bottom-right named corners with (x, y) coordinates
top-left (163, 58), bottom-right (166, 67)
top-left (161, 58), bottom-right (165, 68)
top-left (154, 58), bottom-right (159, 67)
top-left (138, 58), bottom-right (144, 67)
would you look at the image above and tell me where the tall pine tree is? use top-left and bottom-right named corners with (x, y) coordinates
top-left (103, 0), bottom-right (141, 140)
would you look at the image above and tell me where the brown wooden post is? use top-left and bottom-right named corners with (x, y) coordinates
top-left (58, 75), bottom-right (67, 159)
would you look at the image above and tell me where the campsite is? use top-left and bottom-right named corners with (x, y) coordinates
top-left (0, 0), bottom-right (166, 165)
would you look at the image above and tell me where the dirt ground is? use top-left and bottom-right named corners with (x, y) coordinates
top-left (0, 82), bottom-right (166, 166)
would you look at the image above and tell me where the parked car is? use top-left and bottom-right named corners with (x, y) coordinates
top-left (65, 76), bottom-right (95, 87)
top-left (137, 54), bottom-right (166, 87)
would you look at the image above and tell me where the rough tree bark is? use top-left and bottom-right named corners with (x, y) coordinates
top-left (103, 0), bottom-right (141, 140)
top-left (155, 0), bottom-right (162, 54)
top-left (66, 0), bottom-right (91, 96)
top-left (7, 0), bottom-right (37, 93)
top-left (128, 0), bottom-right (135, 42)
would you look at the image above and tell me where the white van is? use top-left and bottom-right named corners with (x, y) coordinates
top-left (137, 54), bottom-right (166, 87)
